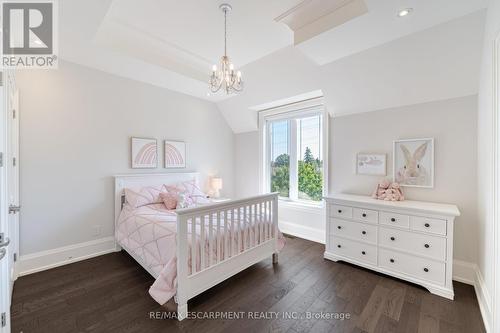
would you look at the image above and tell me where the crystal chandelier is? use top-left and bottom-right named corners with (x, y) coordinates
top-left (209, 3), bottom-right (243, 94)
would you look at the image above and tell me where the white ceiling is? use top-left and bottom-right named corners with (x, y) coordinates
top-left (57, 0), bottom-right (488, 131)
top-left (298, 0), bottom-right (488, 65)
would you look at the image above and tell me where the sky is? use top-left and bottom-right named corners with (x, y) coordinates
top-left (271, 115), bottom-right (322, 161)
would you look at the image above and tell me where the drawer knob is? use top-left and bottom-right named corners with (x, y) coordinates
top-left (337, 245), bottom-right (341, 248)
top-left (424, 244), bottom-right (430, 248)
top-left (362, 231), bottom-right (367, 235)
top-left (338, 210), bottom-right (342, 213)
top-left (362, 251), bottom-right (366, 255)
top-left (424, 268), bottom-right (429, 272)
top-left (390, 259), bottom-right (395, 263)
top-left (391, 218), bottom-right (396, 222)
top-left (390, 236), bottom-right (395, 241)
top-left (425, 223), bottom-right (430, 228)
top-left (337, 226), bottom-right (342, 230)
top-left (362, 213), bottom-right (367, 217)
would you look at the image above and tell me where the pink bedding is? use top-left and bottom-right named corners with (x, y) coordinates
top-left (115, 202), bottom-right (285, 305)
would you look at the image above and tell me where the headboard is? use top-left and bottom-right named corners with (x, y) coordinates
top-left (114, 172), bottom-right (201, 225)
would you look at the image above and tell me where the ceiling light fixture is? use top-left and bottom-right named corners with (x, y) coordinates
top-left (397, 8), bottom-right (413, 17)
top-left (209, 3), bottom-right (243, 94)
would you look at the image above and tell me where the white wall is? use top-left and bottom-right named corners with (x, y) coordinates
top-left (233, 131), bottom-right (260, 198)
top-left (332, 96), bottom-right (478, 263)
top-left (234, 95), bottom-right (478, 262)
top-left (476, 0), bottom-right (500, 330)
top-left (17, 60), bottom-right (234, 256)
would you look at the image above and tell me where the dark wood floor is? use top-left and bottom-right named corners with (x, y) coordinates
top-left (11, 236), bottom-right (485, 333)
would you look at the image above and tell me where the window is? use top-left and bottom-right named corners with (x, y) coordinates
top-left (261, 99), bottom-right (327, 204)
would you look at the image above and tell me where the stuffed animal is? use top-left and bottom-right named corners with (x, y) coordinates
top-left (372, 179), bottom-right (405, 201)
top-left (388, 182), bottom-right (404, 201)
top-left (372, 178), bottom-right (391, 200)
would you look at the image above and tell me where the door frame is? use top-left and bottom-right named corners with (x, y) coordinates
top-left (493, 31), bottom-right (500, 333)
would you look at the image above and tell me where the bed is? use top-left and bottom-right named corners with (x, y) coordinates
top-left (114, 173), bottom-right (283, 320)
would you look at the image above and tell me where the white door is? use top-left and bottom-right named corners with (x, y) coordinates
top-left (7, 86), bottom-right (19, 293)
top-left (0, 72), bottom-right (13, 333)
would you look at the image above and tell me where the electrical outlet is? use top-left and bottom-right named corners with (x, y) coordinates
top-left (92, 225), bottom-right (102, 237)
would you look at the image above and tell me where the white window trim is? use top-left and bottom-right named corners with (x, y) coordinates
top-left (258, 97), bottom-right (329, 208)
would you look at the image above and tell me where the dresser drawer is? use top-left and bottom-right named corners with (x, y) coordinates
top-left (330, 204), bottom-right (353, 219)
top-left (330, 218), bottom-right (377, 244)
top-left (379, 227), bottom-right (446, 261)
top-left (379, 248), bottom-right (446, 286)
top-left (330, 236), bottom-right (377, 265)
top-left (380, 211), bottom-right (410, 229)
top-left (410, 216), bottom-right (447, 236)
top-left (353, 208), bottom-right (379, 224)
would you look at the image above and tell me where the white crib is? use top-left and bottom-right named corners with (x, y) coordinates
top-left (114, 173), bottom-right (279, 320)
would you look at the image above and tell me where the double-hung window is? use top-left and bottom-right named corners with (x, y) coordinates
top-left (260, 98), bottom-right (328, 205)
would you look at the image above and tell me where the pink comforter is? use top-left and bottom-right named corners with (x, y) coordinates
top-left (115, 203), bottom-right (285, 305)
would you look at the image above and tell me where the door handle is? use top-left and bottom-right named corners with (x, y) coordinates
top-left (0, 248), bottom-right (5, 261)
top-left (9, 205), bottom-right (20, 214)
top-left (0, 237), bottom-right (9, 248)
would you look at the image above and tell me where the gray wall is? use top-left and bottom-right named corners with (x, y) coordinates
top-left (17, 60), bottom-right (234, 255)
top-left (234, 95), bottom-right (478, 262)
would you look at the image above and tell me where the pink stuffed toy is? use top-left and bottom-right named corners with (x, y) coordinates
top-left (387, 182), bottom-right (404, 201)
top-left (372, 179), bottom-right (391, 200)
top-left (372, 179), bottom-right (404, 201)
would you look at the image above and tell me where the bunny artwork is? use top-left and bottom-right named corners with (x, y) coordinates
top-left (395, 142), bottom-right (429, 186)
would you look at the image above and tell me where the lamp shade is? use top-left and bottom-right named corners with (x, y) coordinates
top-left (211, 178), bottom-right (223, 190)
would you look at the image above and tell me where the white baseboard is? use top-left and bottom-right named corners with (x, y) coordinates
top-left (443, 259), bottom-right (492, 332)
top-left (278, 220), bottom-right (325, 244)
top-left (17, 236), bottom-right (117, 276)
top-left (474, 265), bottom-right (492, 333)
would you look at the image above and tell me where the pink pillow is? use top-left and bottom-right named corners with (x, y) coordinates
top-left (164, 180), bottom-right (210, 206)
top-left (124, 185), bottom-right (166, 208)
top-left (160, 192), bottom-right (178, 210)
top-left (181, 180), bottom-right (211, 204)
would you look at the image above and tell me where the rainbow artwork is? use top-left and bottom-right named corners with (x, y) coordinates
top-left (164, 141), bottom-right (186, 168)
top-left (131, 138), bottom-right (157, 168)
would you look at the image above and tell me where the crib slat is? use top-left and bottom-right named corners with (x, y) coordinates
top-left (267, 200), bottom-right (271, 240)
top-left (209, 212), bottom-right (214, 267)
top-left (237, 207), bottom-right (242, 254)
top-left (216, 211), bottom-right (221, 263)
top-left (224, 211), bottom-right (228, 260)
top-left (191, 218), bottom-right (196, 275)
top-left (230, 209), bottom-right (235, 257)
top-left (259, 202), bottom-right (266, 243)
top-left (250, 205), bottom-right (255, 247)
top-left (200, 215), bottom-right (205, 270)
top-left (264, 201), bottom-right (268, 241)
top-left (255, 204), bottom-right (262, 245)
top-left (242, 206), bottom-right (247, 250)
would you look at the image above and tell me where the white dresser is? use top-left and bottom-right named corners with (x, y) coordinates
top-left (324, 193), bottom-right (460, 299)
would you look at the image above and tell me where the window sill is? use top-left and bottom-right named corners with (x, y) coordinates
top-left (278, 199), bottom-right (324, 214)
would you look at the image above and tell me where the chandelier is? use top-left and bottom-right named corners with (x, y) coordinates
top-left (209, 3), bottom-right (243, 94)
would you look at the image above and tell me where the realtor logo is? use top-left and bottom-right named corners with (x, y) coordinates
top-left (1, 0), bottom-right (58, 68)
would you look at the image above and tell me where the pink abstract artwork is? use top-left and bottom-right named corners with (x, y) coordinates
top-left (131, 138), bottom-right (157, 168)
top-left (164, 141), bottom-right (186, 168)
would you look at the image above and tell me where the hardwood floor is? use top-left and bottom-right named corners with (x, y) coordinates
top-left (11, 236), bottom-right (485, 333)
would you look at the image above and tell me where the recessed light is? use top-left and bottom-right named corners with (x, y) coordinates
top-left (397, 8), bottom-right (413, 17)
top-left (206, 92), bottom-right (211, 97)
